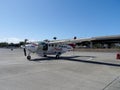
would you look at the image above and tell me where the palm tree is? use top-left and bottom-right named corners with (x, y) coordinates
top-left (74, 36), bottom-right (77, 40)
top-left (53, 37), bottom-right (57, 40)
top-left (24, 39), bottom-right (28, 43)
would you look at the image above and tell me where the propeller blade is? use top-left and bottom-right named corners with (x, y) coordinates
top-left (24, 48), bottom-right (27, 56)
top-left (22, 39), bottom-right (28, 56)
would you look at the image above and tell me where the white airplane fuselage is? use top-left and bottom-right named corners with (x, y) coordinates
top-left (24, 41), bottom-right (73, 60)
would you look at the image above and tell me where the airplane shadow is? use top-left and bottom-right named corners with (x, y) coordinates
top-left (31, 56), bottom-right (80, 61)
top-left (65, 58), bottom-right (120, 67)
top-left (31, 56), bottom-right (120, 67)
top-left (31, 57), bottom-right (54, 61)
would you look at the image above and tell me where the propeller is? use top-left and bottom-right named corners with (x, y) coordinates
top-left (23, 39), bottom-right (28, 56)
top-left (24, 48), bottom-right (27, 56)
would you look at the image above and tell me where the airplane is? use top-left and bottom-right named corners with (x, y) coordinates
top-left (22, 39), bottom-right (77, 60)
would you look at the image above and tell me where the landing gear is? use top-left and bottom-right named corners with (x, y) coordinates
top-left (27, 56), bottom-right (31, 60)
top-left (26, 52), bottom-right (32, 60)
top-left (43, 55), bottom-right (47, 57)
top-left (56, 52), bottom-right (61, 59)
top-left (56, 55), bottom-right (60, 59)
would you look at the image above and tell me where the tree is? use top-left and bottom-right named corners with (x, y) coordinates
top-left (24, 39), bottom-right (28, 44)
top-left (53, 37), bottom-right (57, 40)
top-left (74, 36), bottom-right (77, 40)
top-left (0, 42), bottom-right (8, 47)
top-left (19, 42), bottom-right (25, 46)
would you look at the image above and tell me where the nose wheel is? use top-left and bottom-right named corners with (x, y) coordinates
top-left (27, 56), bottom-right (31, 60)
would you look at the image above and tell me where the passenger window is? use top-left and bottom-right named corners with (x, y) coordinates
top-left (52, 44), bottom-right (54, 47)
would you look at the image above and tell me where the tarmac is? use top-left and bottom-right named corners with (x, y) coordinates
top-left (0, 48), bottom-right (120, 90)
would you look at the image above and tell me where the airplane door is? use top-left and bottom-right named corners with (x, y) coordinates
top-left (43, 43), bottom-right (48, 51)
top-left (37, 42), bottom-right (48, 55)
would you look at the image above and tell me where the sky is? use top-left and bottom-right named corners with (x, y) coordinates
top-left (0, 0), bottom-right (120, 43)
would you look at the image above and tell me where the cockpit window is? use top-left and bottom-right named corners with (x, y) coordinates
top-left (38, 42), bottom-right (48, 51)
top-left (38, 42), bottom-right (45, 45)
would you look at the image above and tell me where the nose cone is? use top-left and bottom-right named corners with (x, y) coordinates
top-left (25, 44), bottom-right (31, 46)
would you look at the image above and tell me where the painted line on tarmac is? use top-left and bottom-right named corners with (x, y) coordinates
top-left (87, 57), bottom-right (94, 60)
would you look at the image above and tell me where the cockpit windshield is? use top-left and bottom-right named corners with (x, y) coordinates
top-left (38, 42), bottom-right (46, 45)
top-left (38, 42), bottom-right (48, 51)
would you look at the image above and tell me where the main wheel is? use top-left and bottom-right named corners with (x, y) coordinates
top-left (56, 52), bottom-right (61, 59)
top-left (56, 55), bottom-right (59, 59)
top-left (44, 55), bottom-right (47, 57)
top-left (27, 56), bottom-right (31, 60)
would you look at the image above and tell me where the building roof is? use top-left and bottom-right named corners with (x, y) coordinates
top-left (92, 35), bottom-right (120, 40)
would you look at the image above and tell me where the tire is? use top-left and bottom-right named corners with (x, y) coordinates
top-left (56, 55), bottom-right (59, 59)
top-left (27, 56), bottom-right (31, 60)
top-left (56, 52), bottom-right (61, 59)
top-left (44, 55), bottom-right (47, 57)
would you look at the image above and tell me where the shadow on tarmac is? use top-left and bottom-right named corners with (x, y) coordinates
top-left (31, 56), bottom-right (80, 61)
top-left (66, 58), bottom-right (120, 67)
top-left (31, 56), bottom-right (120, 67)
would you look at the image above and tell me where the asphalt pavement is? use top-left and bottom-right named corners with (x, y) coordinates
top-left (0, 48), bottom-right (120, 90)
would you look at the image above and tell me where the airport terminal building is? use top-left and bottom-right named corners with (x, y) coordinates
top-left (75, 35), bottom-right (120, 49)
top-left (0, 35), bottom-right (120, 49)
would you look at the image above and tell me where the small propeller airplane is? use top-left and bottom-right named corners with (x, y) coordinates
top-left (21, 39), bottom-right (77, 60)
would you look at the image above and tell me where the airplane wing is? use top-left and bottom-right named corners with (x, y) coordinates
top-left (48, 38), bottom-right (91, 44)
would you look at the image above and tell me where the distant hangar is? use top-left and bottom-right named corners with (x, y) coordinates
top-left (75, 35), bottom-right (120, 48)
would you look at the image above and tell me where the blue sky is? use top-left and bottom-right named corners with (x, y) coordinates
top-left (0, 0), bottom-right (120, 43)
